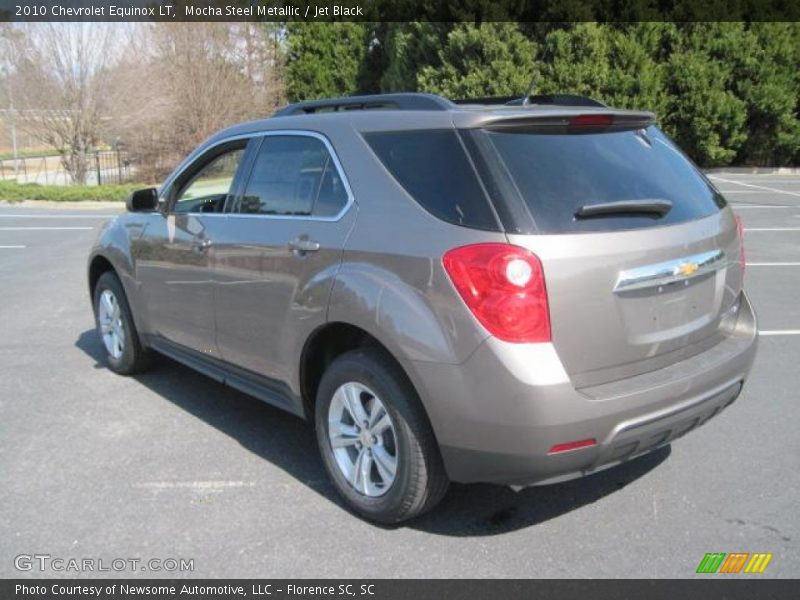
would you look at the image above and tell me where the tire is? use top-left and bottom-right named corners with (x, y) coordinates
top-left (315, 348), bottom-right (449, 523)
top-left (93, 270), bottom-right (152, 375)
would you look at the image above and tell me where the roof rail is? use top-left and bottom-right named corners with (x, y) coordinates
top-left (453, 94), bottom-right (607, 108)
top-left (273, 93), bottom-right (453, 117)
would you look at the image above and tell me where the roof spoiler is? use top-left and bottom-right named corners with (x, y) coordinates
top-left (479, 111), bottom-right (656, 132)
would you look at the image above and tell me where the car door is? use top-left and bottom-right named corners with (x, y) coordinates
top-left (213, 132), bottom-right (356, 384)
top-left (133, 139), bottom-right (253, 356)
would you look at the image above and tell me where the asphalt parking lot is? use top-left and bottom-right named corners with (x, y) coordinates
top-left (1, 172), bottom-right (798, 579)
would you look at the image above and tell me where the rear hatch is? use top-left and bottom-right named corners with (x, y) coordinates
top-left (460, 113), bottom-right (744, 388)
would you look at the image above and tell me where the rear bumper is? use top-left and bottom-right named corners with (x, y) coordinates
top-left (408, 292), bottom-right (758, 486)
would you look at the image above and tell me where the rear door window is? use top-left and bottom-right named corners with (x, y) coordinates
top-left (478, 126), bottom-right (725, 233)
top-left (365, 130), bottom-right (500, 231)
top-left (238, 135), bottom-right (349, 217)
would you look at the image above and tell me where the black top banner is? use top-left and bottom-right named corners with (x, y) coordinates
top-left (1, 0), bottom-right (799, 22)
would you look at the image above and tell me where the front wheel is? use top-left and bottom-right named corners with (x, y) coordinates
top-left (315, 349), bottom-right (449, 523)
top-left (93, 271), bottom-right (151, 375)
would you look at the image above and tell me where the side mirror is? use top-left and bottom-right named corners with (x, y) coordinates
top-left (126, 188), bottom-right (159, 212)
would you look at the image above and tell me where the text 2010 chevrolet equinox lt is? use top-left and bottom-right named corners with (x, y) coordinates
top-left (88, 93), bottom-right (757, 523)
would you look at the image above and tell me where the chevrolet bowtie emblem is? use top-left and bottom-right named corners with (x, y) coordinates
top-left (678, 262), bottom-right (699, 276)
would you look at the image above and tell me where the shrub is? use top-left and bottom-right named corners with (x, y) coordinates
top-left (0, 181), bottom-right (142, 202)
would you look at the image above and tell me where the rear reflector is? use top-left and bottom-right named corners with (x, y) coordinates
top-left (548, 438), bottom-right (597, 454)
top-left (568, 114), bottom-right (614, 128)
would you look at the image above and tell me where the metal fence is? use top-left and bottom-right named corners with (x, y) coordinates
top-left (0, 150), bottom-right (134, 186)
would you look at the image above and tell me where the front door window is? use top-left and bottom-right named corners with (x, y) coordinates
top-left (173, 148), bottom-right (245, 214)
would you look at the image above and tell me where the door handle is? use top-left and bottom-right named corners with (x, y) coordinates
top-left (288, 238), bottom-right (320, 255)
top-left (191, 238), bottom-right (213, 253)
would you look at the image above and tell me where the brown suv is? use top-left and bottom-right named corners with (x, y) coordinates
top-left (88, 93), bottom-right (757, 522)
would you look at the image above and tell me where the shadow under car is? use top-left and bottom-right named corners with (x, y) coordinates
top-left (75, 328), bottom-right (671, 535)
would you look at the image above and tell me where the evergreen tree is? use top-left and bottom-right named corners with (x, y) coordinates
top-left (284, 22), bottom-right (371, 102)
top-left (379, 23), bottom-right (452, 93)
top-left (281, 21), bottom-right (800, 166)
top-left (416, 23), bottom-right (536, 98)
top-left (721, 23), bottom-right (800, 165)
top-left (659, 24), bottom-right (748, 166)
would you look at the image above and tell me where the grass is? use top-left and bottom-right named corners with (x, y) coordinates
top-left (0, 180), bottom-right (144, 202)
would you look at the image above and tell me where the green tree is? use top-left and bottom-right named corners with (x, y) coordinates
top-left (536, 23), bottom-right (672, 114)
top-left (357, 23), bottom-right (390, 95)
top-left (282, 20), bottom-right (800, 167)
top-left (538, 23), bottom-right (613, 97)
top-left (659, 24), bottom-right (748, 166)
top-left (720, 23), bottom-right (800, 165)
top-left (379, 23), bottom-right (451, 92)
top-left (662, 55), bottom-right (747, 166)
top-left (602, 23), bottom-right (672, 116)
top-left (537, 23), bottom-right (748, 166)
top-left (416, 23), bottom-right (536, 98)
top-left (284, 22), bottom-right (371, 102)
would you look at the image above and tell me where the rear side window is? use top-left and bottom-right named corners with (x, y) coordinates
top-left (480, 126), bottom-right (725, 233)
top-left (365, 130), bottom-right (500, 231)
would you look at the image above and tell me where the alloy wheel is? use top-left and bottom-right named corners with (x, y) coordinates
top-left (327, 382), bottom-right (398, 497)
top-left (98, 289), bottom-right (126, 360)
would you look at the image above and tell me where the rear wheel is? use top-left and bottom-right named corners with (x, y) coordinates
top-left (315, 349), bottom-right (449, 523)
top-left (93, 271), bottom-right (151, 375)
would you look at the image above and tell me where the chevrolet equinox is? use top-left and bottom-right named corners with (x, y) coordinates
top-left (88, 92), bottom-right (758, 523)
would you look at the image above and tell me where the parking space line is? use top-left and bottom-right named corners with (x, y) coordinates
top-left (717, 190), bottom-right (777, 194)
top-left (133, 480), bottom-right (256, 491)
top-left (709, 176), bottom-right (800, 198)
top-left (0, 226), bottom-right (93, 231)
top-left (0, 214), bottom-right (117, 218)
top-left (730, 205), bottom-right (792, 209)
top-left (724, 178), bottom-right (800, 184)
top-left (759, 330), bottom-right (800, 336)
top-left (744, 227), bottom-right (800, 232)
top-left (0, 245), bottom-right (25, 249)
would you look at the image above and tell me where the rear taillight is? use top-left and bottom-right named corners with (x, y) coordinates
top-left (735, 215), bottom-right (746, 277)
top-left (442, 243), bottom-right (551, 343)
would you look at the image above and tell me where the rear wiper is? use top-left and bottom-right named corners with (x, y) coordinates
top-left (574, 199), bottom-right (672, 219)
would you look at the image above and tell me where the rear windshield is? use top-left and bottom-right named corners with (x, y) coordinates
top-left (480, 125), bottom-right (726, 234)
top-left (364, 130), bottom-right (500, 231)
